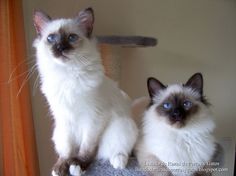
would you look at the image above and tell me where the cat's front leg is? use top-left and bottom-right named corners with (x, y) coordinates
top-left (52, 157), bottom-right (82, 176)
top-left (77, 114), bottom-right (106, 170)
top-left (52, 123), bottom-right (74, 159)
top-left (98, 117), bottom-right (138, 169)
top-left (110, 153), bottom-right (129, 169)
top-left (77, 136), bottom-right (99, 170)
top-left (52, 123), bottom-right (82, 176)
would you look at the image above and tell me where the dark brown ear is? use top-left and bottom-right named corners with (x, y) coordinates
top-left (147, 77), bottom-right (166, 98)
top-left (33, 10), bottom-right (51, 36)
top-left (77, 7), bottom-right (94, 38)
top-left (185, 73), bottom-right (203, 95)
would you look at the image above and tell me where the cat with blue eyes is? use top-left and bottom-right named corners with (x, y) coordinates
top-left (134, 73), bottom-right (217, 176)
top-left (33, 8), bottom-right (138, 176)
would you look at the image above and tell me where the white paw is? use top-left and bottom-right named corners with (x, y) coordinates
top-left (110, 154), bottom-right (128, 169)
top-left (51, 170), bottom-right (58, 176)
top-left (69, 164), bottom-right (82, 176)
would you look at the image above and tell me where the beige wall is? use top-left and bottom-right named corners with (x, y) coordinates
top-left (22, 0), bottom-right (236, 175)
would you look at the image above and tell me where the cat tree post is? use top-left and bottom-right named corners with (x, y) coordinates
top-left (97, 36), bottom-right (157, 83)
top-left (100, 44), bottom-right (121, 83)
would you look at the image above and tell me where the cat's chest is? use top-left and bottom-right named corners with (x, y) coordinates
top-left (148, 129), bottom-right (214, 173)
top-left (153, 133), bottom-right (199, 160)
top-left (41, 75), bottom-right (110, 116)
top-left (42, 77), bottom-right (80, 101)
top-left (41, 76), bottom-right (100, 113)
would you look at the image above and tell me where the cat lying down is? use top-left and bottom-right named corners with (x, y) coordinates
top-left (134, 73), bottom-right (222, 176)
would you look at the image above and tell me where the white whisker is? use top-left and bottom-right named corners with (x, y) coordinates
top-left (8, 58), bottom-right (35, 83)
top-left (32, 73), bottom-right (40, 96)
top-left (16, 64), bottom-right (37, 97)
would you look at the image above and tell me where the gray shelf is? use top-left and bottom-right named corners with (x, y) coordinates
top-left (96, 35), bottom-right (157, 47)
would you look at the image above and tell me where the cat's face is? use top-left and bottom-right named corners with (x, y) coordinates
top-left (33, 8), bottom-right (95, 64)
top-left (147, 73), bottom-right (209, 128)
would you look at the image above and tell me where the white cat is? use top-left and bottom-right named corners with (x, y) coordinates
top-left (134, 73), bottom-right (217, 176)
top-left (33, 8), bottom-right (138, 176)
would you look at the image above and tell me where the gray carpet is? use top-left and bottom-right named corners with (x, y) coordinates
top-left (74, 142), bottom-right (226, 176)
top-left (81, 157), bottom-right (146, 176)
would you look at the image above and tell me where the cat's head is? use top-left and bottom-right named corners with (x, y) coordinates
top-left (33, 8), bottom-right (98, 65)
top-left (147, 73), bottom-right (210, 128)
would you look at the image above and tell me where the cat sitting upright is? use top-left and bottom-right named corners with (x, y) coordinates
top-left (135, 73), bottom-right (217, 176)
top-left (33, 7), bottom-right (138, 176)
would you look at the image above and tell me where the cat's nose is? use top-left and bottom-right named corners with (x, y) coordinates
top-left (173, 109), bottom-right (180, 116)
top-left (52, 42), bottom-right (72, 58)
top-left (172, 109), bottom-right (183, 121)
top-left (56, 44), bottom-right (66, 52)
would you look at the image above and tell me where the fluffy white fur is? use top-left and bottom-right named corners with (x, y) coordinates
top-left (33, 18), bottom-right (138, 174)
top-left (69, 165), bottom-right (81, 176)
top-left (135, 85), bottom-right (216, 176)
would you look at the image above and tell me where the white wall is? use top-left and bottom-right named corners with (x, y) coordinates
top-left (22, 0), bottom-right (236, 175)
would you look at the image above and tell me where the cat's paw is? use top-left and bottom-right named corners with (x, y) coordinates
top-left (51, 170), bottom-right (58, 176)
top-left (52, 158), bottom-right (69, 176)
top-left (69, 164), bottom-right (82, 176)
top-left (52, 157), bottom-right (82, 176)
top-left (110, 153), bottom-right (128, 169)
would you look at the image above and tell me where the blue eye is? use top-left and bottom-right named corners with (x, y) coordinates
top-left (47, 34), bottom-right (58, 43)
top-left (163, 102), bottom-right (172, 110)
top-left (68, 34), bottom-right (79, 42)
top-left (183, 100), bottom-right (192, 109)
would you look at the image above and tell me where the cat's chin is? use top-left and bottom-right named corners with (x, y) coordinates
top-left (53, 56), bottom-right (70, 65)
top-left (169, 121), bottom-right (185, 129)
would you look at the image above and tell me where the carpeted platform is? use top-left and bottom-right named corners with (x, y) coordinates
top-left (70, 140), bottom-right (232, 176)
top-left (82, 158), bottom-right (145, 176)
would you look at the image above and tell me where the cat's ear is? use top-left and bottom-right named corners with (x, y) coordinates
top-left (77, 7), bottom-right (94, 38)
top-left (185, 73), bottom-right (203, 95)
top-left (33, 10), bottom-right (51, 36)
top-left (147, 77), bottom-right (166, 98)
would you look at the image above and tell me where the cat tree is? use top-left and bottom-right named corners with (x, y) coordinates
top-left (98, 35), bottom-right (157, 83)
